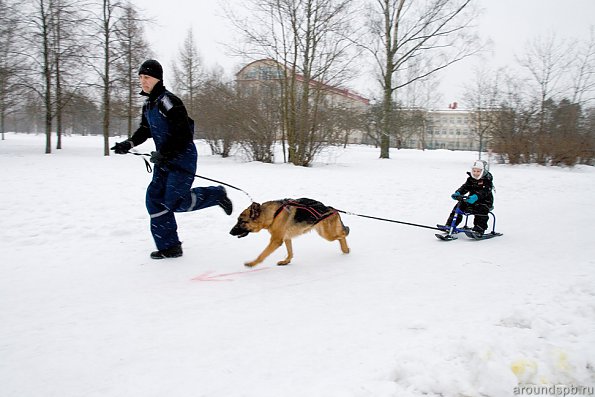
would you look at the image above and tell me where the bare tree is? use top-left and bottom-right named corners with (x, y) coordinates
top-left (229, 0), bottom-right (359, 166)
top-left (489, 31), bottom-right (595, 166)
top-left (0, 0), bottom-right (21, 140)
top-left (362, 0), bottom-right (482, 158)
top-left (333, 105), bottom-right (366, 147)
top-left (490, 72), bottom-right (537, 164)
top-left (19, 0), bottom-right (57, 153)
top-left (234, 78), bottom-right (282, 162)
top-left (569, 27), bottom-right (595, 106)
top-left (18, 0), bottom-right (92, 151)
top-left (363, 101), bottom-right (384, 147)
top-left (88, 0), bottom-right (125, 156)
top-left (518, 33), bottom-right (570, 159)
top-left (52, 0), bottom-right (89, 149)
top-left (114, 1), bottom-right (152, 138)
top-left (195, 78), bottom-right (237, 157)
top-left (463, 65), bottom-right (501, 158)
top-left (171, 28), bottom-right (204, 131)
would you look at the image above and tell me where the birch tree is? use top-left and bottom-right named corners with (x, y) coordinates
top-left (21, 0), bottom-right (57, 153)
top-left (0, 0), bottom-right (20, 140)
top-left (89, 0), bottom-right (124, 156)
top-left (52, 0), bottom-right (89, 149)
top-left (114, 1), bottom-right (151, 137)
top-left (363, 0), bottom-right (481, 158)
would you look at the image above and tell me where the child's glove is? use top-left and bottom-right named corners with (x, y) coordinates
top-left (467, 194), bottom-right (478, 204)
top-left (451, 191), bottom-right (461, 200)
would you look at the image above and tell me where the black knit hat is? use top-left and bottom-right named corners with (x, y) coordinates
top-left (138, 59), bottom-right (163, 80)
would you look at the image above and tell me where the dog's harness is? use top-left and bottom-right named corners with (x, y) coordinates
top-left (273, 198), bottom-right (338, 225)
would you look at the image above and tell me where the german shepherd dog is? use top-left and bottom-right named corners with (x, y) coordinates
top-left (230, 198), bottom-right (350, 267)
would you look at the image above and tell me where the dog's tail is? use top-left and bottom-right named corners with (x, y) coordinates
top-left (340, 218), bottom-right (350, 236)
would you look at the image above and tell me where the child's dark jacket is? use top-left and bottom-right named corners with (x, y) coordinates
top-left (458, 172), bottom-right (494, 207)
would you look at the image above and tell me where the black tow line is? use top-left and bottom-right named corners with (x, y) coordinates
top-left (129, 151), bottom-right (254, 202)
top-left (129, 151), bottom-right (441, 231)
top-left (335, 209), bottom-right (443, 231)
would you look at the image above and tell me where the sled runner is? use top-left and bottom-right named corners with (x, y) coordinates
top-left (435, 196), bottom-right (502, 241)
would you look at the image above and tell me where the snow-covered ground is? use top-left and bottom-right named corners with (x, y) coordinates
top-left (1, 133), bottom-right (594, 397)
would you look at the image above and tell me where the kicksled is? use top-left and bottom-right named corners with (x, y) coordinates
top-left (337, 195), bottom-right (503, 242)
top-left (434, 196), bottom-right (503, 241)
top-left (435, 226), bottom-right (503, 241)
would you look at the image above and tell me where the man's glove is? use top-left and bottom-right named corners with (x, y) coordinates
top-left (466, 194), bottom-right (478, 204)
top-left (111, 141), bottom-right (132, 154)
top-left (149, 151), bottom-right (167, 165)
top-left (451, 191), bottom-right (462, 200)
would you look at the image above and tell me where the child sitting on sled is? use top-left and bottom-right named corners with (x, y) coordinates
top-left (444, 160), bottom-right (494, 235)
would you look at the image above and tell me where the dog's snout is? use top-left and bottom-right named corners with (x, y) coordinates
top-left (230, 225), bottom-right (249, 238)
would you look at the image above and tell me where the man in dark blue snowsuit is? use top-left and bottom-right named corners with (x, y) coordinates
top-left (111, 60), bottom-right (232, 259)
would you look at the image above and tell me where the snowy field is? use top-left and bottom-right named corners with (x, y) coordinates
top-left (1, 133), bottom-right (594, 397)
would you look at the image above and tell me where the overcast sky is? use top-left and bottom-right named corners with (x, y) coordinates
top-left (130, 0), bottom-right (595, 108)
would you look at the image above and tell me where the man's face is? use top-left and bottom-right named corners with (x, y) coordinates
top-left (139, 74), bottom-right (159, 93)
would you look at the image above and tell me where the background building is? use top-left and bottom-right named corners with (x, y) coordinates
top-left (236, 59), bottom-right (370, 144)
top-left (237, 61), bottom-right (488, 151)
top-left (236, 59), bottom-right (369, 109)
top-left (398, 102), bottom-right (494, 152)
top-left (424, 107), bottom-right (480, 151)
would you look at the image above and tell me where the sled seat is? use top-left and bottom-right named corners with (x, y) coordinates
top-left (460, 210), bottom-right (498, 234)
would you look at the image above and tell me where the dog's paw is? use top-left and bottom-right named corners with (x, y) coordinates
top-left (277, 260), bottom-right (291, 266)
top-left (244, 261), bottom-right (258, 267)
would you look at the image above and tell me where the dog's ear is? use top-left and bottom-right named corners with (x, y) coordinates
top-left (249, 202), bottom-right (261, 219)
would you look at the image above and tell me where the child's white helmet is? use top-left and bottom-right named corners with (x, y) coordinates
top-left (471, 160), bottom-right (486, 179)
